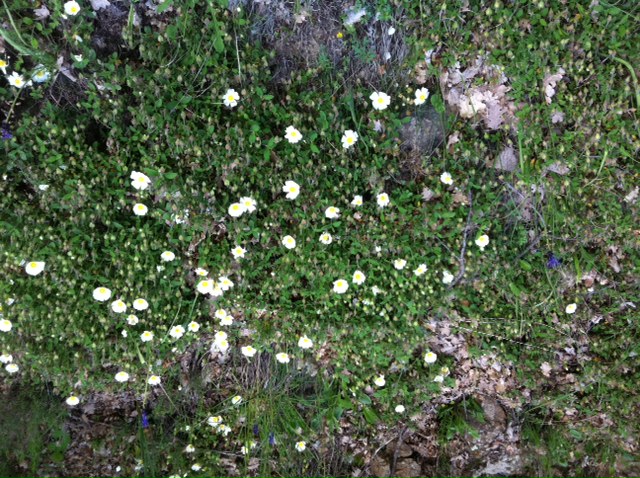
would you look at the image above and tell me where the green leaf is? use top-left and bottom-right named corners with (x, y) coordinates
top-left (519, 260), bottom-right (532, 271)
top-left (157, 0), bottom-right (173, 14)
top-left (431, 94), bottom-right (445, 114)
top-left (213, 34), bottom-right (225, 53)
top-left (164, 172), bottom-right (178, 180)
top-left (363, 407), bottom-right (379, 424)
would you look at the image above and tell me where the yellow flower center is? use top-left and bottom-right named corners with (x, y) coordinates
top-left (420, 95), bottom-right (426, 100)
top-left (0, 60), bottom-right (6, 67)
top-left (378, 97), bottom-right (384, 103)
top-left (99, 288), bottom-right (106, 293)
top-left (347, 137), bottom-right (353, 144)
top-left (227, 95), bottom-right (235, 101)
top-left (30, 262), bottom-right (38, 268)
top-left (15, 78), bottom-right (23, 86)
top-left (71, 6), bottom-right (78, 13)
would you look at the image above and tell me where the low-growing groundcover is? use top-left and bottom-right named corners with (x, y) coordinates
top-left (1, 0), bottom-right (639, 476)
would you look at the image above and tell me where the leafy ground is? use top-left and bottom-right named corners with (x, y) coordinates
top-left (1, 0), bottom-right (639, 476)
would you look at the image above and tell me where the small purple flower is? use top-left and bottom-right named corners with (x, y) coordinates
top-left (269, 432), bottom-right (276, 446)
top-left (141, 411), bottom-right (150, 429)
top-left (253, 424), bottom-right (260, 437)
top-left (1, 125), bottom-right (12, 140)
top-left (547, 254), bottom-right (561, 269)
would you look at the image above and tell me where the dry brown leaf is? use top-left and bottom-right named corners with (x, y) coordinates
top-left (543, 68), bottom-right (566, 104)
top-left (34, 4), bottom-right (50, 20)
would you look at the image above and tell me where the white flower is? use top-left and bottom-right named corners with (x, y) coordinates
top-left (424, 351), bottom-right (437, 364)
top-left (372, 286), bottom-right (383, 295)
top-left (325, 206), bottom-right (340, 219)
top-left (6, 71), bottom-right (30, 89)
top-left (219, 276), bottom-right (234, 291)
top-left (115, 371), bottom-right (130, 382)
top-left (475, 234), bottom-right (489, 250)
top-left (72, 54), bottom-right (83, 62)
top-left (73, 34), bottom-right (83, 43)
top-left (276, 352), bottom-right (290, 364)
top-left (295, 441), bottom-right (306, 452)
top-left (196, 280), bottom-right (213, 295)
top-left (341, 130), bottom-right (359, 149)
top-left (0, 319), bottom-right (12, 333)
top-left (195, 267), bottom-right (208, 277)
top-left (351, 195), bottom-right (363, 206)
top-left (169, 325), bottom-right (185, 339)
top-left (215, 308), bottom-right (229, 319)
top-left (214, 331), bottom-right (228, 343)
top-left (376, 192), bottom-right (390, 208)
top-left (38, 184), bottom-right (50, 191)
top-left (231, 395), bottom-right (242, 405)
top-left (191, 464), bottom-right (202, 472)
top-left (440, 172), bottom-right (453, 186)
top-left (374, 375), bottom-right (386, 387)
top-left (298, 335), bottom-right (313, 349)
top-left (239, 196), bottom-right (257, 213)
top-left (220, 315), bottom-right (233, 326)
top-left (207, 416), bottom-right (223, 427)
top-left (148, 375), bottom-right (161, 386)
top-left (185, 444), bottom-right (195, 453)
top-left (25, 261), bottom-right (45, 276)
top-left (414, 87), bottom-right (430, 106)
top-left (394, 259), bottom-right (406, 270)
top-left (283, 180), bottom-right (300, 200)
top-left (565, 303), bottom-right (577, 314)
top-left (228, 202), bottom-right (246, 218)
top-left (241, 345), bottom-right (257, 358)
top-left (32, 65), bottom-right (50, 83)
top-left (218, 424), bottom-right (232, 436)
top-left (130, 171), bottom-right (151, 190)
top-left (213, 339), bottom-right (230, 353)
top-left (93, 287), bottom-right (112, 301)
top-left (223, 88), bottom-right (240, 108)
top-left (282, 235), bottom-right (296, 249)
top-left (160, 251), bottom-right (175, 262)
top-left (6, 363), bottom-right (19, 374)
top-left (413, 264), bottom-right (427, 276)
top-left (188, 321), bottom-right (200, 332)
top-left (210, 284), bottom-right (223, 299)
top-left (333, 279), bottom-right (349, 294)
top-left (140, 330), bottom-right (154, 342)
top-left (111, 299), bottom-right (127, 314)
top-left (284, 126), bottom-right (303, 144)
top-left (387, 26), bottom-right (396, 35)
top-left (442, 270), bottom-right (454, 284)
top-left (433, 375), bottom-right (444, 383)
top-left (370, 91), bottom-right (391, 110)
top-left (133, 203), bottom-right (148, 216)
top-left (440, 366), bottom-right (450, 376)
top-left (121, 330), bottom-right (128, 337)
top-left (319, 232), bottom-right (332, 245)
top-left (352, 270), bottom-right (366, 285)
top-left (66, 395), bottom-right (80, 406)
top-left (0, 58), bottom-right (7, 75)
top-left (395, 404), bottom-right (405, 413)
top-left (64, 0), bottom-right (81, 15)
top-left (133, 298), bottom-right (149, 311)
top-left (0, 354), bottom-right (12, 364)
top-left (231, 245), bottom-right (247, 259)
top-left (126, 314), bottom-right (139, 326)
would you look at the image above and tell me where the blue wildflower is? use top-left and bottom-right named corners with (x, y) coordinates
top-left (547, 254), bottom-right (561, 269)
top-left (253, 424), bottom-right (260, 437)
top-left (269, 432), bottom-right (276, 446)
top-left (141, 411), bottom-right (150, 429)
top-left (1, 125), bottom-right (12, 140)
